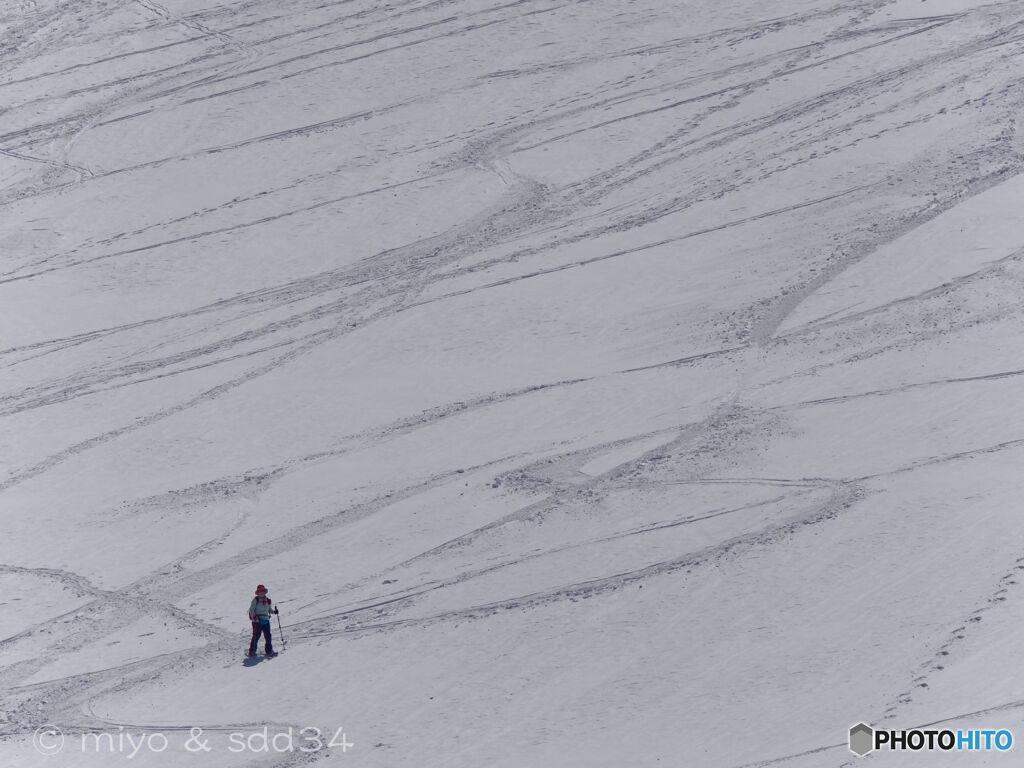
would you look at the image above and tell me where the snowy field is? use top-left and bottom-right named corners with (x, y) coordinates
top-left (3, 0), bottom-right (1024, 765)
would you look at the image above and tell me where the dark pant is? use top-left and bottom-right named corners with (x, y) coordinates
top-left (250, 620), bottom-right (273, 653)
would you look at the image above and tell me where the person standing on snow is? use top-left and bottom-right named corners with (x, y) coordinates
top-left (248, 584), bottom-right (278, 657)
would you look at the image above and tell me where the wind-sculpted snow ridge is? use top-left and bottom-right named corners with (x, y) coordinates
top-left (3, 0), bottom-right (1024, 765)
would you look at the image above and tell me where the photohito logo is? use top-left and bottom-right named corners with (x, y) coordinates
top-left (849, 722), bottom-right (1013, 756)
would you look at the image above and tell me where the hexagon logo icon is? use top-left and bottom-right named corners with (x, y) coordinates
top-left (849, 722), bottom-right (874, 756)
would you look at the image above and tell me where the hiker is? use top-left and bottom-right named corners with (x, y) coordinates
top-left (247, 584), bottom-right (278, 657)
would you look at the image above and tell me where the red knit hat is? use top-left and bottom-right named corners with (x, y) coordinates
top-left (256, 584), bottom-right (267, 593)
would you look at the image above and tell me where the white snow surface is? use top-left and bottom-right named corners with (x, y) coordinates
top-left (3, 0), bottom-right (1024, 766)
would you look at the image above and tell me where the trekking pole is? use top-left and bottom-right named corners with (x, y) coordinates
top-left (276, 610), bottom-right (286, 650)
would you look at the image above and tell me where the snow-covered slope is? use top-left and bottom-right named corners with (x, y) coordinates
top-left (3, 0), bottom-right (1024, 765)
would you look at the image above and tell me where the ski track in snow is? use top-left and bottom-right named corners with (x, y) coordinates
top-left (3, 0), bottom-right (1024, 764)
